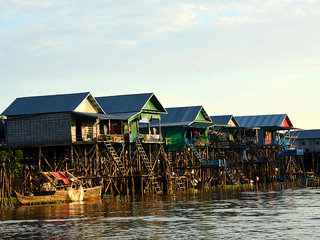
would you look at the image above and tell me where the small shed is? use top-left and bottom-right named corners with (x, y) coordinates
top-left (160, 106), bottom-right (212, 151)
top-left (296, 130), bottom-right (320, 153)
top-left (96, 93), bottom-right (167, 143)
top-left (2, 92), bottom-right (106, 147)
top-left (208, 115), bottom-right (240, 145)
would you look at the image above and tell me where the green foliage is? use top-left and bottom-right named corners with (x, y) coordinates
top-left (0, 150), bottom-right (24, 177)
top-left (103, 194), bottom-right (113, 199)
top-left (0, 197), bottom-right (21, 207)
top-left (29, 200), bottom-right (63, 205)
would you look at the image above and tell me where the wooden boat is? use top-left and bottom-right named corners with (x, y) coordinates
top-left (15, 186), bottom-right (102, 205)
top-left (83, 186), bottom-right (102, 201)
top-left (15, 190), bottom-right (70, 205)
top-left (15, 170), bottom-right (102, 205)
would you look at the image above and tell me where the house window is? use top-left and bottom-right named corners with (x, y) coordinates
top-left (302, 142), bottom-right (305, 146)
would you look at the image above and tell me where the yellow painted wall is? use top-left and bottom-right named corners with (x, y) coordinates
top-left (228, 120), bottom-right (236, 127)
top-left (75, 98), bottom-right (98, 113)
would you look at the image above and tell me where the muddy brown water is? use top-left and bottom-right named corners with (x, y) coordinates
top-left (1, 186), bottom-right (320, 239)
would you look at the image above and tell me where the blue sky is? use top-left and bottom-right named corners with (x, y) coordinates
top-left (0, 0), bottom-right (319, 129)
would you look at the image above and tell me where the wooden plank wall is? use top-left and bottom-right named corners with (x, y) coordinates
top-left (7, 113), bottom-right (72, 147)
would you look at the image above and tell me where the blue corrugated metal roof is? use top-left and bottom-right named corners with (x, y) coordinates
top-left (96, 93), bottom-right (166, 115)
top-left (210, 115), bottom-right (239, 126)
top-left (297, 129), bottom-right (320, 140)
top-left (1, 92), bottom-right (101, 116)
top-left (235, 114), bottom-right (291, 128)
top-left (72, 112), bottom-right (123, 120)
top-left (106, 112), bottom-right (140, 120)
top-left (161, 106), bottom-right (212, 127)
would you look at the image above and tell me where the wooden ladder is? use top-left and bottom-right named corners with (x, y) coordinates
top-left (236, 167), bottom-right (249, 183)
top-left (103, 140), bottom-right (127, 176)
top-left (175, 175), bottom-right (186, 191)
top-left (135, 139), bottom-right (162, 194)
top-left (159, 144), bottom-right (171, 170)
top-left (186, 140), bottom-right (203, 163)
top-left (224, 162), bottom-right (240, 185)
top-left (150, 177), bottom-right (163, 194)
top-left (292, 157), bottom-right (303, 174)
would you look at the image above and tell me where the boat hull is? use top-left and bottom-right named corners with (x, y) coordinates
top-left (15, 186), bottom-right (102, 205)
top-left (15, 190), bottom-right (70, 205)
top-left (83, 186), bottom-right (102, 201)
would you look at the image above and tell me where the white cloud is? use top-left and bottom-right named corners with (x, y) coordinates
top-left (268, 74), bottom-right (300, 90)
top-left (1, 0), bottom-right (320, 128)
top-left (155, 4), bottom-right (202, 33)
top-left (117, 40), bottom-right (138, 51)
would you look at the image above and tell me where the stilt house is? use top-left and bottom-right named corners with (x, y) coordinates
top-left (209, 115), bottom-right (240, 149)
top-left (235, 114), bottom-right (297, 147)
top-left (96, 93), bottom-right (167, 143)
top-left (1, 92), bottom-right (107, 147)
top-left (296, 130), bottom-right (320, 153)
top-left (210, 115), bottom-right (239, 127)
top-left (160, 106), bottom-right (213, 151)
top-left (295, 129), bottom-right (320, 173)
top-left (235, 114), bottom-right (303, 158)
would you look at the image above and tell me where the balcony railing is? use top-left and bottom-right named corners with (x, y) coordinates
top-left (106, 134), bottom-right (125, 143)
top-left (139, 134), bottom-right (162, 143)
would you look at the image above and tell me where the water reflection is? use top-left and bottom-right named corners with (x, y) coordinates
top-left (1, 187), bottom-right (320, 239)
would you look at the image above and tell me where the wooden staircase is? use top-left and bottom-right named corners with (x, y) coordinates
top-left (102, 140), bottom-right (127, 176)
top-left (186, 139), bottom-right (203, 163)
top-left (135, 139), bottom-right (162, 194)
top-left (159, 144), bottom-right (171, 171)
top-left (236, 167), bottom-right (249, 183)
top-left (224, 162), bottom-right (240, 185)
top-left (292, 157), bottom-right (303, 174)
top-left (150, 177), bottom-right (163, 194)
top-left (175, 175), bottom-right (186, 191)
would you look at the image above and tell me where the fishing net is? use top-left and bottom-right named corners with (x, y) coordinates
top-left (68, 182), bottom-right (84, 201)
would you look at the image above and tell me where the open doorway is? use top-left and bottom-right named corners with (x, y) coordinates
top-left (76, 120), bottom-right (82, 141)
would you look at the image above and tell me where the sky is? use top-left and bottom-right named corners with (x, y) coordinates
top-left (0, 0), bottom-right (319, 129)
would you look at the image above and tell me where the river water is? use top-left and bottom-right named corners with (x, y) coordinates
top-left (1, 186), bottom-right (320, 239)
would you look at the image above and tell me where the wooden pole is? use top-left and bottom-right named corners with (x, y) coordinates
top-left (39, 146), bottom-right (42, 172)
top-left (71, 145), bottom-right (73, 172)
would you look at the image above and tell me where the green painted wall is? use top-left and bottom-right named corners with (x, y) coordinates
top-left (162, 126), bottom-right (186, 151)
top-left (129, 112), bottom-right (161, 140)
top-left (131, 122), bottom-right (138, 140)
top-left (196, 110), bottom-right (207, 121)
top-left (143, 99), bottom-right (158, 112)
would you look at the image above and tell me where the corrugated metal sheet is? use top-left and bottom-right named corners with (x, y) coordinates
top-left (235, 114), bottom-right (292, 128)
top-left (2, 92), bottom-right (98, 116)
top-left (190, 122), bottom-right (214, 128)
top-left (71, 112), bottom-right (125, 120)
top-left (105, 112), bottom-right (140, 120)
top-left (96, 93), bottom-right (166, 115)
top-left (210, 115), bottom-right (239, 126)
top-left (297, 129), bottom-right (320, 140)
top-left (161, 106), bottom-right (212, 127)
